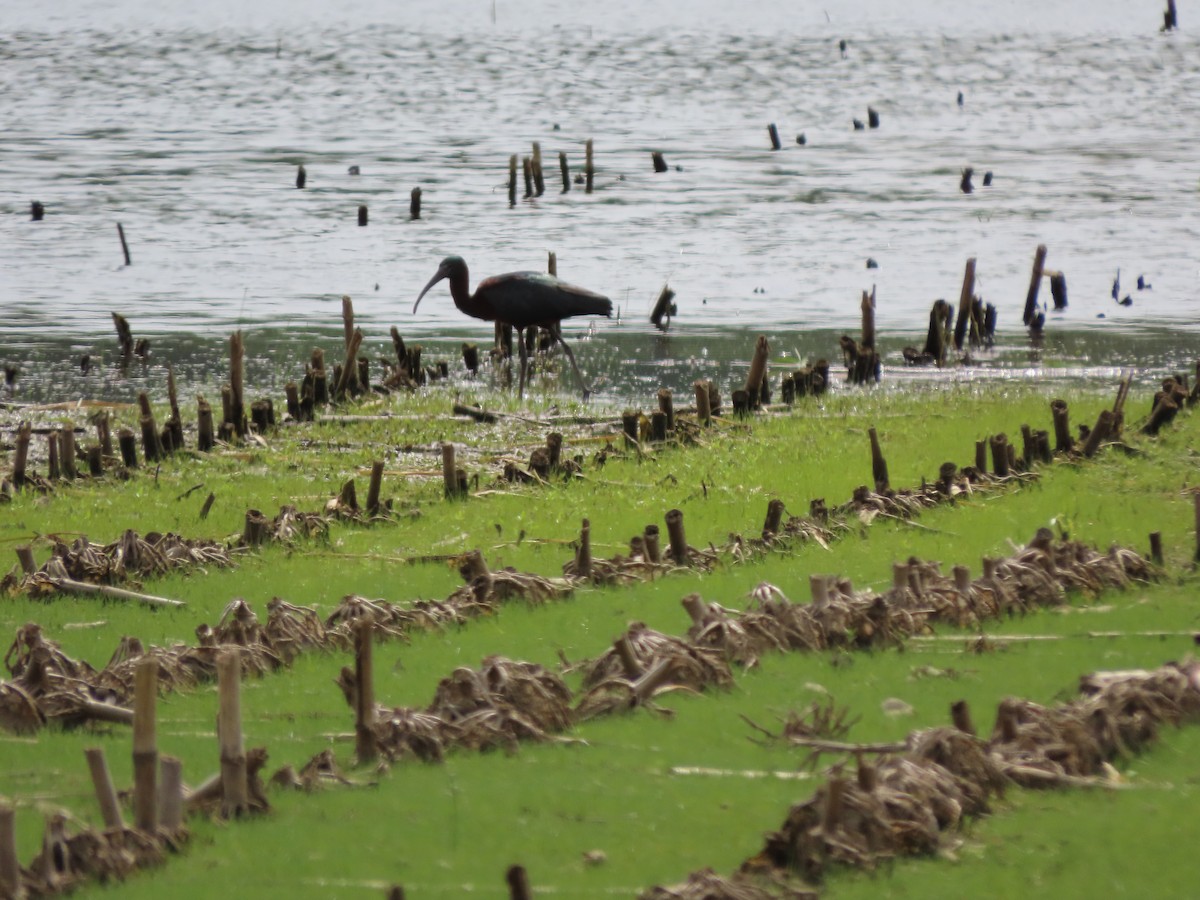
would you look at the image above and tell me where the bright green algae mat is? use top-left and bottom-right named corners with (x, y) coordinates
top-left (2, 382), bottom-right (1200, 897)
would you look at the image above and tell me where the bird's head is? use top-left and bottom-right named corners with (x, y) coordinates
top-left (413, 255), bottom-right (467, 314)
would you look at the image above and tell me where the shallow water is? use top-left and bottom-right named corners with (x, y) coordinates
top-left (1, 0), bottom-right (1198, 403)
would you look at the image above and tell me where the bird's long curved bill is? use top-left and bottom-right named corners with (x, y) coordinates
top-left (412, 270), bottom-right (445, 314)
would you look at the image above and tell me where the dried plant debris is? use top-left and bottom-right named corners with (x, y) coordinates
top-left (639, 867), bottom-right (817, 900)
top-left (724, 661), bottom-right (1200, 888)
top-left (18, 815), bottom-right (183, 898)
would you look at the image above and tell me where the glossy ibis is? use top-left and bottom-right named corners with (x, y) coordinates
top-left (413, 255), bottom-right (612, 397)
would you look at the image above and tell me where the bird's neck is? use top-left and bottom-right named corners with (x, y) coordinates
top-left (447, 267), bottom-right (473, 311)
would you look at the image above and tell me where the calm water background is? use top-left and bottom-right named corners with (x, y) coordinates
top-left (1, 0), bottom-right (1198, 402)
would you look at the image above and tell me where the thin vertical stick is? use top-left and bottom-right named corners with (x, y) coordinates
top-left (159, 756), bottom-right (183, 831)
top-left (355, 621), bottom-right (376, 764)
top-left (508, 155), bottom-right (517, 207)
top-left (85, 747), bottom-right (124, 829)
top-left (1022, 244), bottom-right (1047, 326)
top-left (953, 257), bottom-right (976, 350)
top-left (410, 187), bottom-right (422, 220)
top-left (229, 331), bottom-right (245, 438)
top-left (576, 518), bottom-right (591, 579)
top-left (132, 658), bottom-right (158, 832)
top-left (744, 335), bottom-right (770, 409)
top-left (558, 151), bottom-right (570, 193)
top-left (585, 139), bottom-right (594, 193)
top-left (366, 460), bottom-right (384, 516)
top-left (117, 222), bottom-right (131, 266)
top-left (860, 287), bottom-right (876, 350)
top-left (217, 649), bottom-right (248, 819)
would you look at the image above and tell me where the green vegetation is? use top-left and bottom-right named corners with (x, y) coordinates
top-left (2, 379), bottom-right (1199, 898)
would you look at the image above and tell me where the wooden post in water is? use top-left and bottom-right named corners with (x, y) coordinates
top-left (1022, 244), bottom-right (1047, 326)
top-left (132, 657), bottom-right (158, 832)
top-left (547, 251), bottom-right (557, 277)
top-left (357, 205), bottom-right (368, 226)
top-left (508, 155), bottom-right (517, 207)
top-left (767, 123), bottom-right (782, 150)
top-left (1164, 0), bottom-right (1178, 30)
top-left (522, 156), bottom-right (533, 198)
top-left (31, 200), bottom-right (44, 221)
top-left (744, 336), bottom-right (770, 409)
top-left (650, 284), bottom-right (676, 332)
top-left (861, 287), bottom-right (876, 351)
top-left (295, 164), bottom-right (306, 188)
top-left (410, 187), bottom-right (422, 220)
top-left (665, 509), bottom-right (689, 566)
top-left (354, 620), bottom-right (376, 764)
top-left (531, 142), bottom-right (545, 196)
top-left (229, 331), bottom-right (246, 437)
top-left (585, 139), bottom-right (594, 193)
top-left (218, 649), bottom-right (248, 818)
top-left (84, 747), bottom-right (124, 829)
top-left (651, 151), bottom-right (668, 173)
top-left (559, 151), bottom-right (570, 193)
top-left (117, 222), bottom-right (132, 266)
top-left (1050, 399), bottom-right (1072, 453)
top-left (953, 257), bottom-right (976, 351)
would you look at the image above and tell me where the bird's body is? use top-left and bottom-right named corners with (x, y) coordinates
top-left (414, 255), bottom-right (611, 397)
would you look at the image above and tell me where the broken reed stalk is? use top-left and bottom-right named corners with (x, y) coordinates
top-left (767, 122), bottom-right (782, 150)
top-left (357, 205), bottom-right (368, 226)
top-left (16, 545), bottom-right (35, 575)
top-left (868, 427), bottom-right (889, 492)
top-left (547, 251), bottom-right (557, 277)
top-left (55, 577), bottom-right (185, 609)
top-left (953, 257), bottom-right (977, 350)
top-left (355, 620), bottom-right (377, 764)
top-left (744, 335), bottom-right (770, 408)
top-left (97, 411), bottom-right (113, 459)
top-left (12, 421), bottom-right (31, 487)
top-left (1081, 409), bottom-right (1115, 458)
top-left (217, 649), bottom-right (248, 819)
top-left (1050, 399), bottom-right (1072, 453)
top-left (665, 508), bottom-right (689, 566)
top-left (694, 380), bottom-right (711, 427)
top-left (658, 389), bottom-right (674, 432)
top-left (442, 443), bottom-right (461, 499)
top-left (644, 525), bottom-right (662, 563)
top-left (60, 426), bottom-right (77, 479)
top-left (229, 331), bottom-right (245, 437)
top-left (508, 155), bottom-right (517, 206)
top-left (1023, 243), bottom-right (1048, 326)
top-left (334, 328), bottom-right (364, 400)
top-left (531, 142), bottom-right (545, 196)
top-left (410, 187), bottom-right (422, 220)
top-left (1194, 494), bottom-right (1200, 564)
top-left (522, 156), bottom-right (533, 198)
top-left (1149, 531), bottom-right (1163, 566)
top-left (342, 295), bottom-right (355, 351)
top-left (133, 658), bottom-right (158, 832)
top-left (118, 428), bottom-right (138, 468)
top-left (84, 747), bottom-right (125, 829)
top-left (950, 700), bottom-right (976, 736)
top-left (366, 460), bottom-right (384, 516)
top-left (117, 222), bottom-right (131, 266)
top-left (861, 287), bottom-right (876, 350)
top-left (763, 498), bottom-right (785, 537)
top-left (585, 139), bottom-right (594, 193)
top-left (650, 284), bottom-right (676, 332)
top-left (576, 518), bottom-right (592, 579)
top-left (159, 756), bottom-right (183, 832)
top-left (0, 804), bottom-right (17, 900)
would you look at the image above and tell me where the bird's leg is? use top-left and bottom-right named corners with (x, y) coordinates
top-left (550, 324), bottom-right (593, 399)
top-left (516, 326), bottom-right (529, 398)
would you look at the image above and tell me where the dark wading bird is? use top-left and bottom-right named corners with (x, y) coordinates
top-left (413, 255), bottom-right (612, 398)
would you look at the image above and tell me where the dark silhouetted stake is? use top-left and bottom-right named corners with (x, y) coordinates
top-left (357, 205), bottom-right (368, 226)
top-left (1138, 274), bottom-right (1151, 290)
top-left (295, 165), bottom-right (306, 188)
top-left (531, 143), bottom-right (545, 196)
top-left (865, 257), bottom-right (878, 269)
top-left (348, 165), bottom-right (360, 175)
top-left (585, 138), bottom-right (594, 193)
top-left (506, 865), bottom-right (532, 900)
top-left (650, 284), bottom-right (677, 331)
top-left (652, 151), bottom-right (668, 173)
top-left (796, 132), bottom-right (807, 145)
top-left (982, 170), bottom-right (993, 186)
top-left (839, 38), bottom-right (848, 57)
top-left (522, 156), bottom-right (533, 198)
top-left (1049, 271), bottom-right (1068, 310)
top-left (957, 90), bottom-right (964, 106)
top-left (954, 257), bottom-right (977, 351)
top-left (30, 201), bottom-right (44, 221)
top-left (852, 118), bottom-right (865, 130)
top-left (410, 187), bottom-right (421, 220)
top-left (414, 256), bottom-right (611, 398)
top-left (960, 167), bottom-right (974, 194)
top-left (1163, 0), bottom-right (1178, 30)
top-left (117, 222), bottom-right (131, 265)
top-left (1022, 244), bottom-right (1048, 326)
top-left (558, 151), bottom-right (570, 193)
top-left (508, 155), bottom-right (517, 206)
top-left (867, 107), bottom-right (880, 128)
top-left (767, 123), bottom-right (782, 150)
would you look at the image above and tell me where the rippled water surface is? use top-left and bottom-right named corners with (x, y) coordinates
top-left (1, 0), bottom-right (1198, 401)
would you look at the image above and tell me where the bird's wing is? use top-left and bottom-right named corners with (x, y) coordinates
top-left (479, 272), bottom-right (612, 328)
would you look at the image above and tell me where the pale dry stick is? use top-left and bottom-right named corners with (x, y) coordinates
top-left (217, 650), bottom-right (248, 818)
top-left (132, 658), bottom-right (158, 832)
top-left (85, 747), bottom-right (124, 829)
